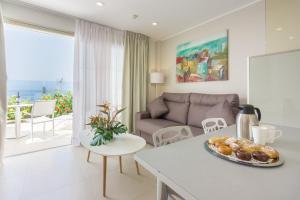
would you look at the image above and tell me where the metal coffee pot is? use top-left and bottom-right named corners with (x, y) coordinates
top-left (236, 104), bottom-right (261, 140)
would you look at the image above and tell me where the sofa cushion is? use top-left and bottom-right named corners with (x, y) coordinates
top-left (162, 92), bottom-right (190, 124)
top-left (162, 92), bottom-right (190, 103)
top-left (189, 93), bottom-right (239, 107)
top-left (187, 93), bottom-right (239, 127)
top-left (205, 100), bottom-right (235, 125)
top-left (163, 101), bottom-right (189, 124)
top-left (187, 104), bottom-right (211, 127)
top-left (136, 118), bottom-right (182, 135)
top-left (147, 97), bottom-right (169, 118)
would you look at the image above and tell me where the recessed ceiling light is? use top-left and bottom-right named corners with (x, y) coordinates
top-left (289, 36), bottom-right (295, 40)
top-left (96, 2), bottom-right (104, 6)
top-left (275, 27), bottom-right (283, 31)
top-left (152, 22), bottom-right (158, 26)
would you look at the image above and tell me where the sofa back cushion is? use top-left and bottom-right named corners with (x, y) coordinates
top-left (205, 100), bottom-right (235, 125)
top-left (187, 93), bottom-right (239, 127)
top-left (162, 93), bottom-right (190, 124)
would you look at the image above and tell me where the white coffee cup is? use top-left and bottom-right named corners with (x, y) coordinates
top-left (252, 125), bottom-right (282, 145)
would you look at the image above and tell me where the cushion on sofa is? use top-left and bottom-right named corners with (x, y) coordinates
top-left (162, 92), bottom-right (190, 103)
top-left (163, 101), bottom-right (189, 124)
top-left (189, 93), bottom-right (239, 106)
top-left (162, 92), bottom-right (190, 124)
top-left (135, 118), bottom-right (182, 135)
top-left (187, 104), bottom-right (211, 127)
top-left (147, 97), bottom-right (169, 118)
top-left (205, 100), bottom-right (235, 125)
top-left (187, 93), bottom-right (239, 127)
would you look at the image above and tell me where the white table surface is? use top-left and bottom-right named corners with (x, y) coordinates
top-left (80, 130), bottom-right (146, 156)
top-left (135, 125), bottom-right (300, 200)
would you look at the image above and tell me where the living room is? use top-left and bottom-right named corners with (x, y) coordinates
top-left (0, 0), bottom-right (299, 200)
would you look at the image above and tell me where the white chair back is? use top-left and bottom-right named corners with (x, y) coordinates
top-left (202, 118), bottom-right (227, 134)
top-left (31, 100), bottom-right (56, 117)
top-left (152, 126), bottom-right (193, 147)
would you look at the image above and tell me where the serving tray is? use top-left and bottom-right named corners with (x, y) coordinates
top-left (204, 141), bottom-right (284, 168)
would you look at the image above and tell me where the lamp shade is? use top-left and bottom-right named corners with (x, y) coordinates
top-left (150, 72), bottom-right (164, 84)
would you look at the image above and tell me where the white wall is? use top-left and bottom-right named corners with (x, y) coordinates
top-left (157, 1), bottom-right (266, 103)
top-left (1, 1), bottom-right (75, 33)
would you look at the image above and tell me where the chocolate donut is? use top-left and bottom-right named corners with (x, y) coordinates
top-left (252, 151), bottom-right (270, 162)
top-left (235, 149), bottom-right (252, 161)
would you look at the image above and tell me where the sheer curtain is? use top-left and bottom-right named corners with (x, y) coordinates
top-left (0, 3), bottom-right (7, 163)
top-left (72, 19), bottom-right (124, 145)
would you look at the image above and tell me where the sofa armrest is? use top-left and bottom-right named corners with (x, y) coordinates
top-left (136, 111), bottom-right (151, 120)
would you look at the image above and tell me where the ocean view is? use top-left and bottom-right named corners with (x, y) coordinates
top-left (8, 80), bottom-right (72, 102)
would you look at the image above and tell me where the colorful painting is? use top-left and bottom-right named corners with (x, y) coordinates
top-left (176, 31), bottom-right (228, 83)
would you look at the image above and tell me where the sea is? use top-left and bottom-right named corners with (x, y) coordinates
top-left (8, 80), bottom-right (73, 102)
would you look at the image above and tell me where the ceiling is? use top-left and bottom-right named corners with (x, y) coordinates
top-left (11, 0), bottom-right (258, 40)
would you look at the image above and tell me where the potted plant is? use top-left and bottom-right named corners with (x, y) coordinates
top-left (87, 102), bottom-right (128, 146)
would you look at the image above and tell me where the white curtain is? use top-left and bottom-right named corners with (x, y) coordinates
top-left (72, 19), bottom-right (124, 145)
top-left (0, 4), bottom-right (7, 163)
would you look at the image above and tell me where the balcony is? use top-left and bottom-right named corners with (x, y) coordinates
top-left (5, 91), bottom-right (73, 156)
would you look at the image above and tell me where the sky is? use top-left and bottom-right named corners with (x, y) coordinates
top-left (4, 24), bottom-right (74, 82)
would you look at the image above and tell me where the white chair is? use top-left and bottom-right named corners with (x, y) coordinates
top-left (152, 126), bottom-right (193, 147)
top-left (152, 126), bottom-right (193, 200)
top-left (201, 118), bottom-right (227, 134)
top-left (27, 100), bottom-right (56, 140)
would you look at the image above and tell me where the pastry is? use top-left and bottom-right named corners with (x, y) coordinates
top-left (235, 149), bottom-right (252, 161)
top-left (252, 151), bottom-right (270, 162)
top-left (242, 144), bottom-right (262, 154)
top-left (217, 145), bottom-right (233, 155)
top-left (229, 143), bottom-right (240, 151)
top-left (208, 136), bottom-right (229, 145)
top-left (225, 137), bottom-right (238, 145)
top-left (214, 141), bottom-right (226, 147)
top-left (260, 146), bottom-right (279, 159)
top-left (237, 138), bottom-right (252, 147)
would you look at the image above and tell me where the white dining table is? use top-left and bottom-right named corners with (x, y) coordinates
top-left (135, 125), bottom-right (300, 200)
top-left (7, 103), bottom-right (33, 138)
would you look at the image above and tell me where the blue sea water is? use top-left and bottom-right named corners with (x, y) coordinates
top-left (8, 80), bottom-right (72, 102)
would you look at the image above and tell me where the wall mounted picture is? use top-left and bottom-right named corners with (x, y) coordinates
top-left (176, 31), bottom-right (228, 83)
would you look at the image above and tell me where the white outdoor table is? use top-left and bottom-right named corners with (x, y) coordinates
top-left (80, 130), bottom-right (146, 197)
top-left (135, 125), bottom-right (300, 200)
top-left (7, 103), bottom-right (33, 138)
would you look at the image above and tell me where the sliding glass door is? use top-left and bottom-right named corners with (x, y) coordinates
top-left (4, 23), bottom-right (74, 156)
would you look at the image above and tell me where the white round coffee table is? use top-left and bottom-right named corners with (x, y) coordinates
top-left (80, 130), bottom-right (146, 197)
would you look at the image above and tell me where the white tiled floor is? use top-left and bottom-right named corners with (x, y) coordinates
top-left (0, 145), bottom-right (156, 200)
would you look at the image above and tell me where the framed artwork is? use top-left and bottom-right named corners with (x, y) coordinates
top-left (176, 31), bottom-right (228, 83)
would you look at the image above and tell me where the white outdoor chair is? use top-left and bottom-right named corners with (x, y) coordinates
top-left (27, 100), bottom-right (56, 140)
top-left (201, 118), bottom-right (228, 134)
top-left (152, 126), bottom-right (193, 200)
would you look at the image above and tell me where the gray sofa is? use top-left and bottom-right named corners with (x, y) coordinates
top-left (135, 92), bottom-right (239, 145)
